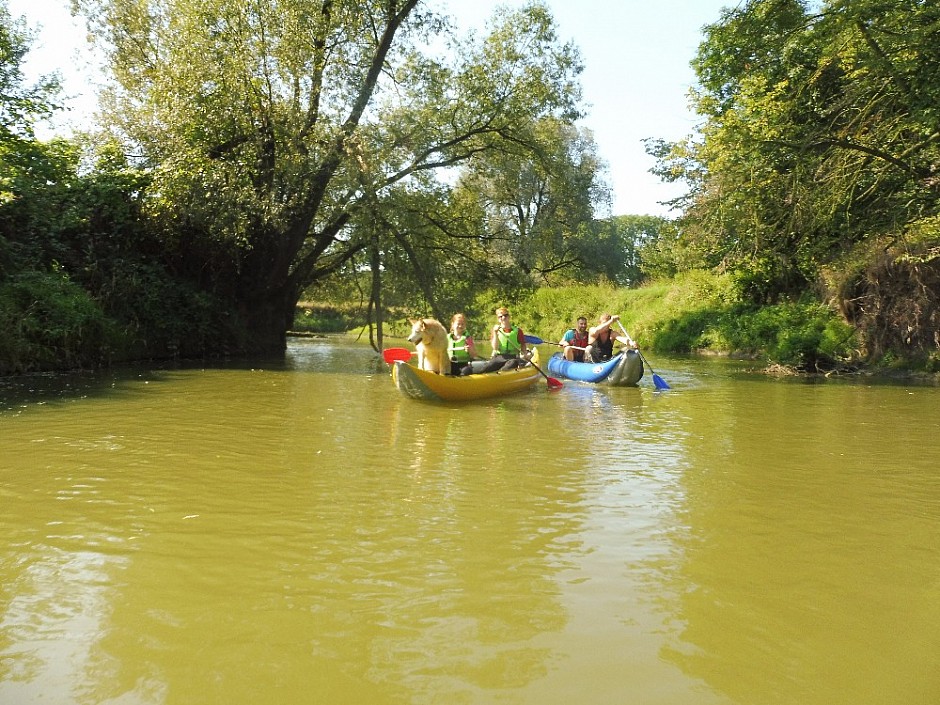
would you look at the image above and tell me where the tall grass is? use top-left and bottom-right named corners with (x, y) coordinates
top-left (479, 271), bottom-right (856, 369)
top-left (296, 270), bottom-right (859, 370)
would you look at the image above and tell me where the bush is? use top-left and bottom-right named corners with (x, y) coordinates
top-left (728, 301), bottom-right (855, 369)
top-left (292, 302), bottom-right (367, 333)
top-left (0, 271), bottom-right (113, 374)
top-left (100, 263), bottom-right (242, 360)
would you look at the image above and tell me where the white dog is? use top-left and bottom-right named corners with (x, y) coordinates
top-left (407, 318), bottom-right (449, 374)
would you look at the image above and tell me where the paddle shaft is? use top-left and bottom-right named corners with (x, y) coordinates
top-left (547, 341), bottom-right (587, 351)
top-left (615, 322), bottom-right (671, 389)
top-left (523, 334), bottom-right (586, 351)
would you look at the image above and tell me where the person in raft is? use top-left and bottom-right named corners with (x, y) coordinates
top-left (559, 316), bottom-right (589, 362)
top-left (584, 313), bottom-right (635, 363)
top-left (478, 307), bottom-right (529, 373)
top-left (447, 313), bottom-right (478, 376)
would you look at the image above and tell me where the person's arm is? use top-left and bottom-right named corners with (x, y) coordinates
top-left (466, 335), bottom-right (478, 358)
top-left (490, 326), bottom-right (500, 356)
top-left (615, 335), bottom-right (637, 349)
top-left (597, 315), bottom-right (619, 334)
top-left (590, 315), bottom-right (619, 342)
top-left (612, 318), bottom-right (637, 348)
top-left (614, 329), bottom-right (640, 350)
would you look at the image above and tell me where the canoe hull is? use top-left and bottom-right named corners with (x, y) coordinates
top-left (392, 349), bottom-right (542, 401)
top-left (546, 350), bottom-right (643, 386)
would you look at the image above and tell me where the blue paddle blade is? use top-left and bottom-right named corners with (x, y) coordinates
top-left (652, 374), bottom-right (671, 390)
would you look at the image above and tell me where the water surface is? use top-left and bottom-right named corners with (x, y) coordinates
top-left (1, 340), bottom-right (938, 704)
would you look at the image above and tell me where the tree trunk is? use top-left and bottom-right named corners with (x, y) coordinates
top-left (237, 287), bottom-right (295, 355)
top-left (235, 240), bottom-right (299, 355)
top-left (370, 226), bottom-right (383, 351)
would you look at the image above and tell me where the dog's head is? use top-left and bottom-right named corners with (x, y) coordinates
top-left (407, 319), bottom-right (427, 345)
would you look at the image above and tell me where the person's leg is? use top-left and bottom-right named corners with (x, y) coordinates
top-left (500, 357), bottom-right (522, 371)
top-left (478, 356), bottom-right (506, 374)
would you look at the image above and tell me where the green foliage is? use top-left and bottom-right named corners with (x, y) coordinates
top-left (0, 271), bottom-right (112, 373)
top-left (73, 0), bottom-right (587, 351)
top-left (451, 118), bottom-right (611, 285)
top-left (484, 271), bottom-right (858, 369)
top-left (292, 302), bottom-right (366, 334)
top-left (0, 3), bottom-right (60, 145)
top-left (3, 1), bottom-right (928, 374)
top-left (727, 302), bottom-right (855, 368)
top-left (599, 214), bottom-right (670, 286)
top-left (100, 261), bottom-right (242, 360)
top-left (502, 281), bottom-right (621, 338)
top-left (654, 0), bottom-right (940, 304)
top-left (0, 123), bottom-right (245, 371)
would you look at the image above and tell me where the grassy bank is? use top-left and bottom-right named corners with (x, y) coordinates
top-left (473, 272), bottom-right (859, 372)
top-left (296, 271), bottom-right (872, 373)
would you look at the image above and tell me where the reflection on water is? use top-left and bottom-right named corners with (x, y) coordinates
top-left (1, 339), bottom-right (938, 704)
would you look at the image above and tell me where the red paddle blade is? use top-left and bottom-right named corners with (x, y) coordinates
top-left (382, 347), bottom-right (414, 364)
top-left (547, 377), bottom-right (564, 390)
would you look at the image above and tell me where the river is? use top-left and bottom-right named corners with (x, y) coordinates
top-left (1, 338), bottom-right (938, 705)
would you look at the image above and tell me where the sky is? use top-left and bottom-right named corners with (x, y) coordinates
top-left (8, 0), bottom-right (735, 217)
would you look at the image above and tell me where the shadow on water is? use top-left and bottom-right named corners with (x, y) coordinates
top-left (0, 337), bottom-right (385, 415)
top-left (634, 351), bottom-right (940, 391)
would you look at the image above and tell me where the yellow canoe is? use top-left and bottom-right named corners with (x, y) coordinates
top-left (392, 349), bottom-right (542, 401)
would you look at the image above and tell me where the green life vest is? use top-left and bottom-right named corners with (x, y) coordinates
top-left (448, 332), bottom-right (472, 361)
top-left (495, 325), bottom-right (522, 355)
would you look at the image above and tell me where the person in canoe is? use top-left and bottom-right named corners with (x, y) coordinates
top-left (448, 313), bottom-right (479, 376)
top-left (559, 316), bottom-right (589, 362)
top-left (478, 307), bottom-right (529, 373)
top-left (584, 313), bottom-right (635, 363)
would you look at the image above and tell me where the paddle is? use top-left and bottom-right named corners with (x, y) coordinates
top-left (523, 334), bottom-right (586, 351)
top-left (615, 322), bottom-right (671, 390)
top-left (527, 355), bottom-right (564, 390)
top-left (382, 347), bottom-right (414, 364)
top-left (491, 333), bottom-right (562, 389)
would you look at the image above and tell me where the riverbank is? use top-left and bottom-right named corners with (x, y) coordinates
top-left (3, 273), bottom-right (936, 379)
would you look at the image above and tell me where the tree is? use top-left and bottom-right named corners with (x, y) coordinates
top-left (1, 1), bottom-right (74, 286)
top-left (1, 1), bottom-right (61, 220)
top-left (0, 2), bottom-right (60, 143)
top-left (451, 118), bottom-right (610, 285)
top-left (653, 0), bottom-right (940, 302)
top-left (601, 214), bottom-right (669, 286)
top-left (77, 0), bottom-right (583, 353)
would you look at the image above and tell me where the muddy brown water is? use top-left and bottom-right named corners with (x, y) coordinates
top-left (2, 338), bottom-right (938, 704)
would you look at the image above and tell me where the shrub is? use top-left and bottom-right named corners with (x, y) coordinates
top-left (734, 302), bottom-right (855, 369)
top-left (0, 271), bottom-right (112, 373)
top-left (292, 302), bottom-right (367, 333)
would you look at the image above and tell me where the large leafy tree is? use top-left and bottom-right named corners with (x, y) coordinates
top-left (452, 118), bottom-right (610, 285)
top-left (604, 214), bottom-right (669, 286)
top-left (76, 0), bottom-right (583, 352)
top-left (0, 2), bottom-right (59, 145)
top-left (655, 0), bottom-right (940, 302)
top-left (1, 1), bottom-right (61, 225)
